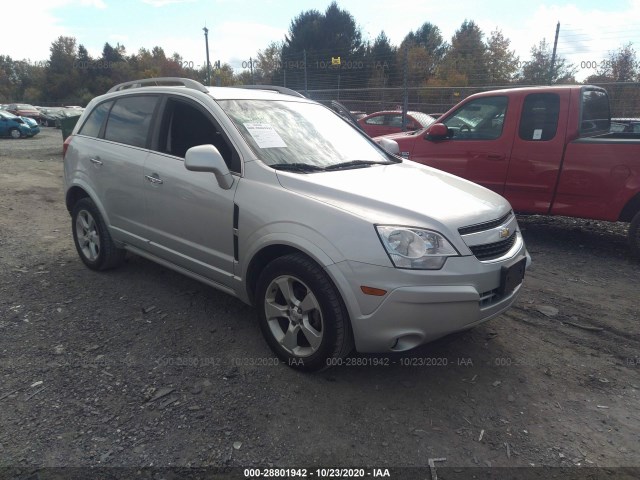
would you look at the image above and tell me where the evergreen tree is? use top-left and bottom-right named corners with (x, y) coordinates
top-left (486, 29), bottom-right (519, 84)
top-left (440, 20), bottom-right (488, 85)
top-left (518, 39), bottom-right (576, 85)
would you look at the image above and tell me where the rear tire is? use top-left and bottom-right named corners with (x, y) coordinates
top-left (9, 128), bottom-right (21, 139)
top-left (255, 253), bottom-right (353, 372)
top-left (629, 211), bottom-right (640, 259)
top-left (71, 197), bottom-right (125, 270)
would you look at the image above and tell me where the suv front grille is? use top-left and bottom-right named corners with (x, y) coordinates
top-left (469, 233), bottom-right (517, 261)
top-left (458, 210), bottom-right (513, 236)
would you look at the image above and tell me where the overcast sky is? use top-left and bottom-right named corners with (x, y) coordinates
top-left (4, 0), bottom-right (640, 80)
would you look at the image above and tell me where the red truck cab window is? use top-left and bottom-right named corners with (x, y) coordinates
top-left (442, 96), bottom-right (508, 140)
top-left (518, 93), bottom-right (560, 141)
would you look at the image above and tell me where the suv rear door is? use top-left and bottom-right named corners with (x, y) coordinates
top-left (143, 95), bottom-right (241, 288)
top-left (75, 95), bottom-right (159, 247)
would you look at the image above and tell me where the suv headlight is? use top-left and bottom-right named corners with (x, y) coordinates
top-left (376, 226), bottom-right (458, 269)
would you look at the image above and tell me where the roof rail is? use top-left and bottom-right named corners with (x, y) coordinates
top-left (107, 77), bottom-right (208, 94)
top-left (234, 85), bottom-right (305, 98)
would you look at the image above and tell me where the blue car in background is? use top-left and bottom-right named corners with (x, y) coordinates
top-left (0, 110), bottom-right (40, 138)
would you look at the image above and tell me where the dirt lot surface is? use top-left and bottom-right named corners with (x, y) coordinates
top-left (1, 128), bottom-right (639, 478)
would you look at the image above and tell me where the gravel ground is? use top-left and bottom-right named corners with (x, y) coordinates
top-left (0, 128), bottom-right (639, 479)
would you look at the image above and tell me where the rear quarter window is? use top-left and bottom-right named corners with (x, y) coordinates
top-left (78, 101), bottom-right (112, 138)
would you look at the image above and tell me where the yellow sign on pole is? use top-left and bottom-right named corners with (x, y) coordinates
top-left (331, 56), bottom-right (341, 66)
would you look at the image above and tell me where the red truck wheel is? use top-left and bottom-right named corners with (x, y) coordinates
top-left (630, 212), bottom-right (640, 259)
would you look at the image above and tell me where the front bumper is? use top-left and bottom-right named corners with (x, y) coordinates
top-left (327, 235), bottom-right (530, 353)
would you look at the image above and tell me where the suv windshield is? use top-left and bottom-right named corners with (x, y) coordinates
top-left (218, 99), bottom-right (391, 169)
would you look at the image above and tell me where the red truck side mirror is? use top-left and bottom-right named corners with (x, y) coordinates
top-left (425, 123), bottom-right (450, 140)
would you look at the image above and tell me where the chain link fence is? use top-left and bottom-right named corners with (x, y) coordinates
top-left (307, 86), bottom-right (508, 116)
top-left (303, 83), bottom-right (640, 118)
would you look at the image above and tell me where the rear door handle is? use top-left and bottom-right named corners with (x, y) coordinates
top-left (487, 154), bottom-right (505, 161)
top-left (90, 157), bottom-right (103, 165)
top-left (145, 174), bottom-right (164, 185)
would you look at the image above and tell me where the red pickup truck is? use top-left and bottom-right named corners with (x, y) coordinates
top-left (377, 85), bottom-right (640, 257)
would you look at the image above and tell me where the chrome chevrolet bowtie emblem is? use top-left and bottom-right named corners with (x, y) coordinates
top-left (499, 227), bottom-right (510, 239)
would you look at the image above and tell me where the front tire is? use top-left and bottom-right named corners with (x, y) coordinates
top-left (255, 253), bottom-right (353, 371)
top-left (71, 198), bottom-right (125, 270)
top-left (629, 211), bottom-right (640, 259)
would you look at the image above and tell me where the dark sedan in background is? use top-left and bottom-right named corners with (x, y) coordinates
top-left (6, 103), bottom-right (41, 121)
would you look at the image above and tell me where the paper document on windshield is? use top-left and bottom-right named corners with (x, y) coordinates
top-left (244, 123), bottom-right (287, 148)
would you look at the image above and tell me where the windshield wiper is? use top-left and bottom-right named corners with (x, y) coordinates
top-left (271, 163), bottom-right (325, 173)
top-left (322, 160), bottom-right (395, 171)
top-left (272, 160), bottom-right (395, 173)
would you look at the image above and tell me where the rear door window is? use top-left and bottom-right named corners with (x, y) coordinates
top-left (518, 93), bottom-right (560, 141)
top-left (104, 95), bottom-right (159, 148)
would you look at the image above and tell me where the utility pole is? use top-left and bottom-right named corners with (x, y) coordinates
top-left (303, 49), bottom-right (308, 96)
top-left (402, 46), bottom-right (409, 130)
top-left (549, 22), bottom-right (560, 85)
top-left (249, 57), bottom-right (255, 85)
top-left (203, 26), bottom-right (211, 86)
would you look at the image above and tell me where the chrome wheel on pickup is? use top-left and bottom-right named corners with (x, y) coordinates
top-left (256, 253), bottom-right (353, 371)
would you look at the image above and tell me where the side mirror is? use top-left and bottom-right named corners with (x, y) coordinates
top-left (425, 123), bottom-right (449, 141)
top-left (376, 137), bottom-right (400, 156)
top-left (184, 144), bottom-right (234, 190)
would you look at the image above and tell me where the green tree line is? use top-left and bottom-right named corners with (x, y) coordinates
top-left (1, 2), bottom-right (638, 104)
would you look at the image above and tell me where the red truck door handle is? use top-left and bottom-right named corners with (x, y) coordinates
top-left (487, 154), bottom-right (505, 161)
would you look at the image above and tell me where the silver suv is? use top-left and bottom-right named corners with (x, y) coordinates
top-left (63, 77), bottom-right (530, 371)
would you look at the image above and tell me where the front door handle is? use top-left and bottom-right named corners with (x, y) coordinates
top-left (487, 154), bottom-right (505, 161)
top-left (145, 174), bottom-right (164, 185)
top-left (90, 157), bottom-right (103, 165)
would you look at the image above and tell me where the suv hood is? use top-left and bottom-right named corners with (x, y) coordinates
top-left (276, 161), bottom-right (511, 233)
